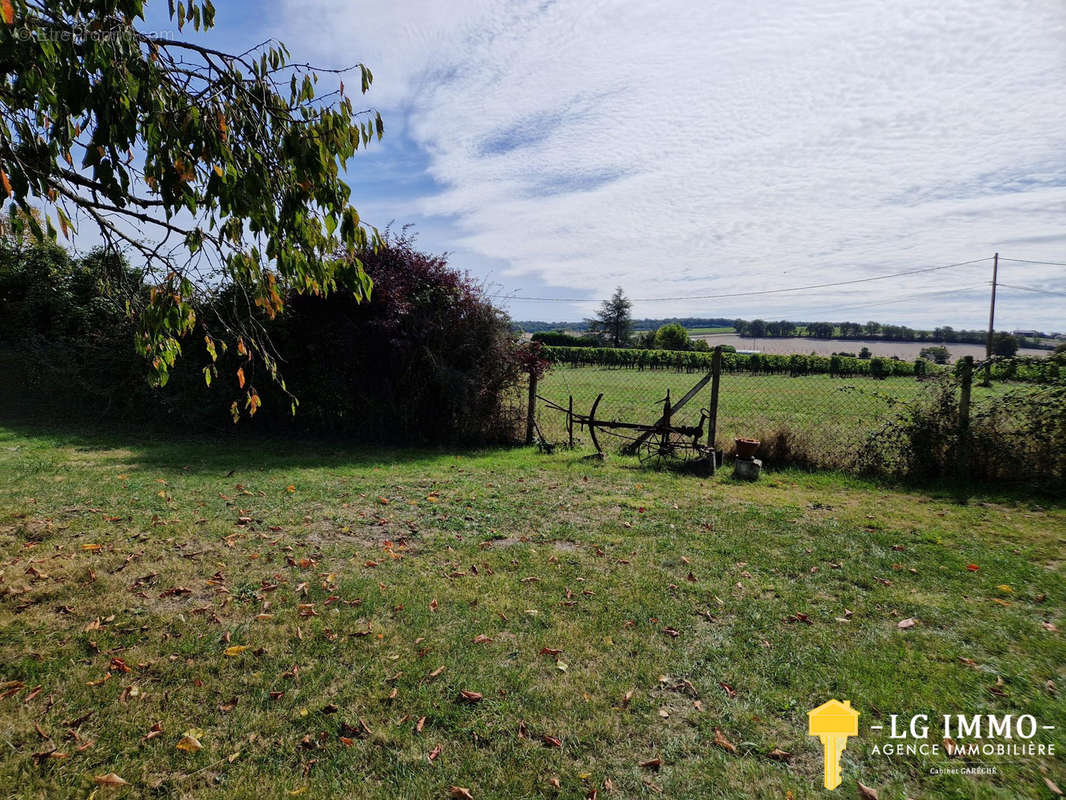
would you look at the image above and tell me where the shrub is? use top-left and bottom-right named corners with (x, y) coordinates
top-left (531, 330), bottom-right (599, 347)
top-left (653, 323), bottom-right (691, 351)
top-left (248, 232), bottom-right (523, 443)
top-left (859, 375), bottom-right (1066, 492)
top-left (0, 241), bottom-right (154, 417)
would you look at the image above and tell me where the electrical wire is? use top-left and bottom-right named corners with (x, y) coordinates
top-left (997, 282), bottom-right (1066, 297)
top-left (491, 257), bottom-right (992, 303)
top-left (999, 257), bottom-right (1066, 267)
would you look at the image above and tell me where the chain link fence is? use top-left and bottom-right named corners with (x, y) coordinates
top-left (524, 347), bottom-right (1064, 481)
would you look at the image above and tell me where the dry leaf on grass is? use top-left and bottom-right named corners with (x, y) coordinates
top-left (713, 728), bottom-right (737, 754)
top-left (94, 773), bottom-right (129, 786)
top-left (857, 782), bottom-right (879, 799)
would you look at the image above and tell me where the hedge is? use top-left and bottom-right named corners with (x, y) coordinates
top-left (542, 346), bottom-right (1064, 383)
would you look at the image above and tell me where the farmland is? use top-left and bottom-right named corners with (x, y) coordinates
top-left (0, 421), bottom-right (1063, 799)
top-left (689, 334), bottom-right (1050, 363)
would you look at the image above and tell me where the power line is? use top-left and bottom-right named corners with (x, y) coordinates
top-left (998, 282), bottom-right (1066, 297)
top-left (491, 256), bottom-right (992, 303)
top-left (999, 257), bottom-right (1066, 267)
top-left (781, 285), bottom-right (988, 319)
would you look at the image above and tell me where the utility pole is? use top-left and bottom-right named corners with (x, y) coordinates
top-left (982, 252), bottom-right (998, 386)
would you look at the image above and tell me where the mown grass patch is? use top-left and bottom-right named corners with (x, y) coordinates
top-left (0, 424), bottom-right (1063, 799)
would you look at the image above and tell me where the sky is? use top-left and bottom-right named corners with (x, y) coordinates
top-left (157, 1), bottom-right (1066, 329)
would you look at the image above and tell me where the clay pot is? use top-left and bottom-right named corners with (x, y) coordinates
top-left (734, 437), bottom-right (761, 459)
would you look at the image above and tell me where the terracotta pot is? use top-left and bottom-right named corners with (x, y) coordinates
top-left (734, 437), bottom-right (761, 459)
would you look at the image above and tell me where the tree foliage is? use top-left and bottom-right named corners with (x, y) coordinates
top-left (652, 322), bottom-right (691, 351)
top-left (0, 0), bottom-right (382, 413)
top-left (588, 286), bottom-right (631, 347)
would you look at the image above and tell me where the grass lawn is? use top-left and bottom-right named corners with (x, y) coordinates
top-left (0, 421), bottom-right (1063, 799)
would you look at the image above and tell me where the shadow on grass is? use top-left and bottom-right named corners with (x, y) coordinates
top-left (3, 395), bottom-right (1062, 509)
top-left (0, 395), bottom-right (480, 476)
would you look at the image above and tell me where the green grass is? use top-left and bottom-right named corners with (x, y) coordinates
top-left (684, 327), bottom-right (735, 336)
top-left (538, 367), bottom-right (1013, 466)
top-left (0, 421), bottom-right (1063, 799)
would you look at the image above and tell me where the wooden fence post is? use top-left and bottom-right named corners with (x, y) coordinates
top-left (525, 367), bottom-right (538, 446)
top-left (707, 345), bottom-right (722, 452)
top-left (958, 356), bottom-right (973, 482)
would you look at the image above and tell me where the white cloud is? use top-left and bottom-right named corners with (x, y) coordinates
top-left (279, 0), bottom-right (1066, 329)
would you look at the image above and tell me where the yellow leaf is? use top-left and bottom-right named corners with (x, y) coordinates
top-left (237, 367), bottom-right (245, 389)
top-left (997, 584), bottom-right (1013, 593)
top-left (287, 788), bottom-right (307, 797)
top-left (0, 169), bottom-right (11, 198)
top-left (82, 544), bottom-right (103, 551)
top-left (0, 0), bottom-right (13, 26)
top-left (224, 645), bottom-right (249, 657)
top-left (285, 485), bottom-right (296, 493)
top-left (176, 734), bottom-right (202, 752)
top-left (213, 165), bottom-right (223, 177)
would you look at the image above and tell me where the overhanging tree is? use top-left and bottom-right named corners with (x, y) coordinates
top-left (0, 0), bottom-right (382, 418)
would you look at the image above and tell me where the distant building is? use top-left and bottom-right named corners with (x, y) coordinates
top-left (1012, 330), bottom-right (1042, 338)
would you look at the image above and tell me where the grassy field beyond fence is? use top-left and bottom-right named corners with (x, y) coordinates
top-left (537, 366), bottom-right (1013, 468)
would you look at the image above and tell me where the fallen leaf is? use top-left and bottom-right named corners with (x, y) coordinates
top-left (713, 728), bottom-right (737, 754)
top-left (857, 782), bottom-right (879, 800)
top-left (458, 690), bottom-right (483, 703)
top-left (1044, 777), bottom-right (1062, 796)
top-left (94, 773), bottom-right (129, 786)
top-left (639, 757), bottom-right (662, 771)
top-left (224, 645), bottom-right (249, 657)
top-left (176, 734), bottom-right (202, 753)
top-left (897, 618), bottom-right (916, 629)
top-left (767, 747), bottom-right (792, 761)
top-left (449, 787), bottom-right (474, 799)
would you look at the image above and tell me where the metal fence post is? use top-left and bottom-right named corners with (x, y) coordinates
top-left (707, 345), bottom-right (722, 452)
top-left (958, 356), bottom-right (973, 482)
top-left (567, 395), bottom-right (574, 449)
top-left (525, 367), bottom-right (538, 446)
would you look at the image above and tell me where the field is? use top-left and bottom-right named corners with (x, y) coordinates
top-left (688, 335), bottom-right (1050, 363)
top-left (537, 367), bottom-right (1011, 465)
top-left (0, 420), bottom-right (1063, 799)
top-left (676, 326), bottom-right (735, 336)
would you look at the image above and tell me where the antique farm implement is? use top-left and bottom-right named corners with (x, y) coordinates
top-left (536, 368), bottom-right (720, 470)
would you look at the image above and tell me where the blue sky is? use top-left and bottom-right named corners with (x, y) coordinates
top-left (146, 0), bottom-right (1066, 329)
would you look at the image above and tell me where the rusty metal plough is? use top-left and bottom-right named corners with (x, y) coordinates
top-left (536, 369), bottom-right (719, 471)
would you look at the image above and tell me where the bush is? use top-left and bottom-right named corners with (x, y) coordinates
top-left (0, 241), bottom-right (154, 417)
top-left (227, 233), bottom-right (523, 443)
top-left (859, 375), bottom-right (1066, 492)
top-left (531, 330), bottom-right (599, 347)
top-left (653, 323), bottom-right (691, 351)
top-left (1, 234), bottom-right (528, 444)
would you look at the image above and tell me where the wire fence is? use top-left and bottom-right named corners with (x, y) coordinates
top-left (524, 347), bottom-right (1061, 474)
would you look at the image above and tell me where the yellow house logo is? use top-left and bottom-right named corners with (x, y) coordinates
top-left (809, 699), bottom-right (859, 790)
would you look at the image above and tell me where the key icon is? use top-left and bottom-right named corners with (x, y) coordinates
top-left (808, 699), bottom-right (859, 790)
